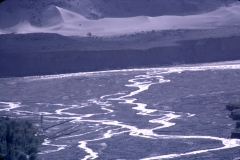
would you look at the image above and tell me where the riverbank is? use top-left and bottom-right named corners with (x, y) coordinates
top-left (1, 34), bottom-right (240, 78)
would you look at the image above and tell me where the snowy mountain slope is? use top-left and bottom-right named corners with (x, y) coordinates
top-left (2, 3), bottom-right (240, 37)
top-left (0, 0), bottom-right (236, 29)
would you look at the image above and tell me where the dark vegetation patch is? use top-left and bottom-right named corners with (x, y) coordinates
top-left (0, 117), bottom-right (44, 160)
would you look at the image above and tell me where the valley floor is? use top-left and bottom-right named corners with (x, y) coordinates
top-left (0, 62), bottom-right (240, 159)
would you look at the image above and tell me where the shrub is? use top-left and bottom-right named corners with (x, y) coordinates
top-left (29, 153), bottom-right (37, 160)
top-left (18, 153), bottom-right (27, 160)
top-left (0, 117), bottom-right (44, 160)
top-left (26, 145), bottom-right (37, 155)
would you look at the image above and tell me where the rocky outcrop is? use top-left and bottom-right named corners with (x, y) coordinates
top-left (227, 102), bottom-right (240, 139)
top-left (231, 130), bottom-right (240, 139)
top-left (226, 103), bottom-right (240, 111)
top-left (231, 109), bottom-right (240, 120)
top-left (236, 121), bottom-right (240, 128)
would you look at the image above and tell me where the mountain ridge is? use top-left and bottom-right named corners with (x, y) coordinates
top-left (0, 0), bottom-right (237, 29)
top-left (1, 3), bottom-right (240, 37)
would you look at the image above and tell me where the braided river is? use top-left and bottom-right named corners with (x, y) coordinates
top-left (1, 61), bottom-right (240, 160)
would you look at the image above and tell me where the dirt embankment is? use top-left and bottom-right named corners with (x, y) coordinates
top-left (1, 36), bottom-right (240, 77)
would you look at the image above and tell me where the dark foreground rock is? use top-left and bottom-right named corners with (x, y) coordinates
top-left (236, 121), bottom-right (240, 128)
top-left (231, 129), bottom-right (240, 139)
top-left (226, 102), bottom-right (240, 111)
top-left (231, 109), bottom-right (240, 120)
top-left (227, 103), bottom-right (240, 139)
top-left (1, 35), bottom-right (240, 77)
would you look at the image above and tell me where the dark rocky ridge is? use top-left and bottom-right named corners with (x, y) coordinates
top-left (1, 35), bottom-right (240, 77)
